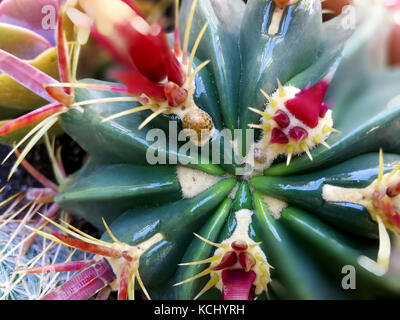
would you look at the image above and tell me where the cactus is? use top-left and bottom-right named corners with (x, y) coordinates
top-left (0, 0), bottom-right (400, 300)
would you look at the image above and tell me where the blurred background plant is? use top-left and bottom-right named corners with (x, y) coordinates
top-left (322, 0), bottom-right (400, 66)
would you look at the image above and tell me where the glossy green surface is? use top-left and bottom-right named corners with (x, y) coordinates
top-left (56, 161), bottom-right (182, 230)
top-left (169, 181), bottom-right (255, 299)
top-left (101, 178), bottom-right (236, 287)
top-left (267, 40), bottom-right (400, 176)
top-left (171, 198), bottom-right (232, 300)
top-left (48, 1), bottom-right (400, 300)
top-left (232, 181), bottom-right (253, 211)
top-left (253, 153), bottom-right (400, 237)
top-left (239, 0), bottom-right (322, 138)
top-left (60, 79), bottom-right (225, 176)
top-left (180, 0), bottom-right (245, 130)
top-left (281, 206), bottom-right (400, 298)
top-left (253, 192), bottom-right (345, 299)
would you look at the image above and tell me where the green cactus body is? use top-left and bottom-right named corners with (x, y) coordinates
top-left (48, 0), bottom-right (400, 299)
top-left (1, 0), bottom-right (400, 300)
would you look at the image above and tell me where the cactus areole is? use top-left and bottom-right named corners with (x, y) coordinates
top-left (0, 0), bottom-right (400, 301)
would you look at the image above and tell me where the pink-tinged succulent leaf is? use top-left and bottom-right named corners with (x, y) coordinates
top-left (285, 81), bottom-right (329, 128)
top-left (25, 260), bottom-right (94, 274)
top-left (0, 49), bottom-right (59, 102)
top-left (272, 110), bottom-right (290, 128)
top-left (0, 23), bottom-right (51, 60)
top-left (270, 128), bottom-right (289, 144)
top-left (0, 103), bottom-right (64, 137)
top-left (221, 269), bottom-right (257, 300)
top-left (289, 126), bottom-right (308, 142)
top-left (41, 259), bottom-right (116, 300)
top-left (211, 251), bottom-right (237, 271)
top-left (0, 0), bottom-right (59, 45)
top-left (113, 70), bottom-right (166, 101)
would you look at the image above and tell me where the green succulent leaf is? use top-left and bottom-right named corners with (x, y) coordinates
top-left (266, 69), bottom-right (400, 175)
top-left (60, 79), bottom-right (225, 176)
top-left (239, 0), bottom-right (322, 135)
top-left (253, 192), bottom-right (346, 299)
top-left (253, 153), bottom-right (400, 238)
top-left (287, 13), bottom-right (354, 89)
top-left (281, 206), bottom-right (400, 298)
top-left (8, 0), bottom-right (398, 301)
top-left (180, 0), bottom-right (245, 130)
top-left (56, 160), bottom-right (182, 230)
top-left (170, 198), bottom-right (232, 300)
top-left (101, 178), bottom-right (236, 288)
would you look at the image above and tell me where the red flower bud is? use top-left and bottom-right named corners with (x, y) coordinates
top-left (285, 81), bottom-right (329, 128)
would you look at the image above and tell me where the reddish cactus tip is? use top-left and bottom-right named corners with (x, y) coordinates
top-left (270, 128), bottom-right (289, 144)
top-left (211, 251), bottom-right (237, 271)
top-left (164, 82), bottom-right (188, 107)
top-left (113, 70), bottom-right (166, 101)
top-left (82, 0), bottom-right (186, 105)
top-left (387, 182), bottom-right (400, 198)
top-left (289, 126), bottom-right (308, 142)
top-left (273, 0), bottom-right (291, 7)
top-left (221, 269), bottom-right (257, 300)
top-left (285, 81), bottom-right (329, 128)
top-left (238, 252), bottom-right (256, 272)
top-left (231, 240), bottom-right (248, 251)
top-left (272, 110), bottom-right (290, 128)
